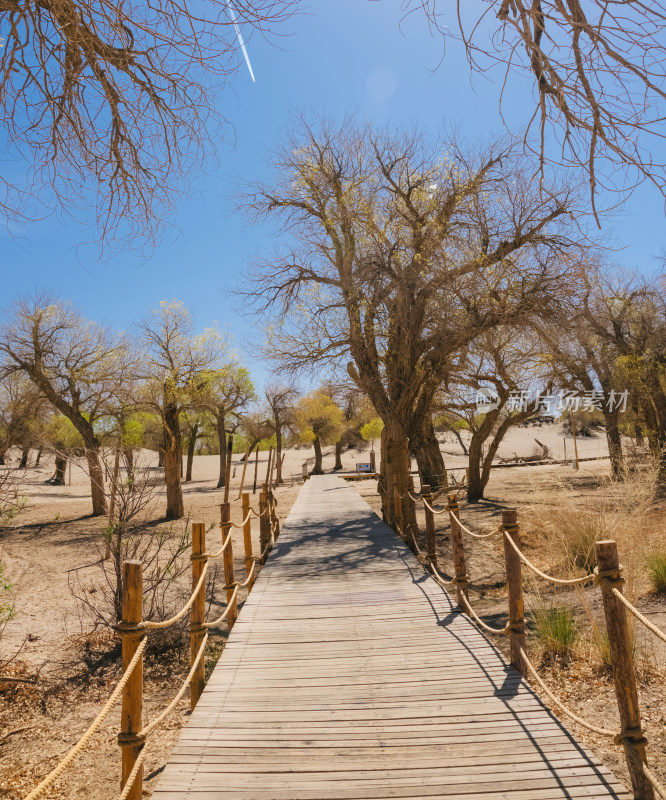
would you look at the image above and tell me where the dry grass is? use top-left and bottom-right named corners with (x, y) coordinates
top-left (521, 463), bottom-right (664, 593)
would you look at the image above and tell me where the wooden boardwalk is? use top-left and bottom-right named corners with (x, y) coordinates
top-left (154, 476), bottom-right (629, 800)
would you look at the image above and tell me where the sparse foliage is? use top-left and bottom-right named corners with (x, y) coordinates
top-left (137, 300), bottom-right (226, 518)
top-left (0, 0), bottom-right (302, 251)
top-left (0, 294), bottom-right (132, 515)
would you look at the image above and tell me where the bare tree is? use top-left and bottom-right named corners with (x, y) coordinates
top-left (0, 373), bottom-right (46, 465)
top-left (199, 364), bottom-right (255, 488)
top-left (138, 300), bottom-right (225, 519)
top-left (0, 0), bottom-right (301, 251)
top-left (0, 295), bottom-right (131, 515)
top-left (264, 382), bottom-right (298, 482)
top-left (575, 270), bottom-right (666, 488)
top-left (242, 116), bottom-right (580, 493)
top-left (408, 1), bottom-right (666, 218)
top-left (443, 330), bottom-right (550, 502)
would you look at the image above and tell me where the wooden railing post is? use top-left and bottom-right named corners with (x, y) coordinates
top-left (259, 484), bottom-right (271, 562)
top-left (265, 446), bottom-right (274, 485)
top-left (502, 508), bottom-right (527, 678)
top-left (422, 484), bottom-right (437, 569)
top-left (220, 502), bottom-right (238, 630)
top-left (596, 540), bottom-right (653, 800)
top-left (252, 447), bottom-right (260, 494)
top-left (237, 445), bottom-right (251, 500)
top-left (120, 560), bottom-right (144, 800)
top-left (406, 475), bottom-right (419, 549)
top-left (447, 494), bottom-right (470, 609)
top-left (190, 523), bottom-right (206, 710)
top-left (241, 492), bottom-right (255, 590)
top-left (393, 483), bottom-right (404, 538)
top-left (224, 435), bottom-right (233, 503)
top-left (269, 487), bottom-right (280, 541)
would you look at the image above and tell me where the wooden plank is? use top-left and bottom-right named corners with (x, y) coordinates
top-left (154, 475), bottom-right (628, 800)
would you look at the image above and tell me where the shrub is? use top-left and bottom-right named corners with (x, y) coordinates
top-left (533, 603), bottom-right (578, 658)
top-left (646, 552), bottom-right (666, 593)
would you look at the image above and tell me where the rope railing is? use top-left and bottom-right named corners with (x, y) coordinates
top-left (644, 766), bottom-right (666, 800)
top-left (200, 528), bottom-right (234, 560)
top-left (23, 638), bottom-right (148, 800)
top-left (22, 483), bottom-right (286, 800)
top-left (607, 584), bottom-right (666, 646)
top-left (204, 585), bottom-right (241, 629)
top-left (138, 634), bottom-right (209, 740)
top-left (459, 592), bottom-right (511, 637)
top-left (518, 646), bottom-right (619, 738)
top-left (448, 509), bottom-right (502, 540)
top-left (384, 470), bottom-right (664, 800)
top-left (422, 496), bottom-right (449, 515)
top-left (143, 561), bottom-right (210, 630)
top-left (502, 531), bottom-right (598, 586)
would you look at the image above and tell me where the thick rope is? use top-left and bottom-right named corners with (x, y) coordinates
top-left (249, 504), bottom-right (270, 517)
top-left (396, 519), bottom-right (425, 559)
top-left (519, 646), bottom-right (618, 737)
top-left (422, 496), bottom-right (449, 515)
top-left (118, 748), bottom-right (148, 800)
top-left (202, 528), bottom-right (233, 560)
top-left (609, 586), bottom-right (666, 646)
top-left (429, 562), bottom-right (456, 586)
top-left (235, 561), bottom-right (256, 588)
top-left (449, 509), bottom-right (502, 539)
top-left (460, 592), bottom-right (511, 636)
top-left (139, 634), bottom-right (209, 739)
top-left (227, 510), bottom-right (252, 529)
top-left (143, 562), bottom-right (210, 630)
top-left (644, 765), bottom-right (666, 800)
top-left (503, 532), bottom-right (597, 586)
top-left (24, 638), bottom-right (147, 800)
top-left (204, 585), bottom-right (240, 628)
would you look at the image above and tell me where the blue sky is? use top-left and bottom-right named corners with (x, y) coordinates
top-left (2, 0), bottom-right (664, 387)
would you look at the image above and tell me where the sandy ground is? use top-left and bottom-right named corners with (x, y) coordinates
top-left (1, 422), bottom-right (664, 798)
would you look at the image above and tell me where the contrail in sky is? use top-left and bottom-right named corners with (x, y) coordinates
top-left (227, 2), bottom-right (256, 82)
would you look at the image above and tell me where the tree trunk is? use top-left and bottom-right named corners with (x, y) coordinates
top-left (467, 433), bottom-right (485, 503)
top-left (54, 456), bottom-right (67, 485)
top-left (603, 408), bottom-right (625, 477)
top-left (311, 437), bottom-right (324, 474)
top-left (123, 447), bottom-right (134, 482)
top-left (276, 426), bottom-right (283, 483)
top-left (453, 428), bottom-right (468, 456)
top-left (19, 447), bottom-right (29, 468)
top-left (158, 447), bottom-right (164, 467)
top-left (35, 447), bottom-right (42, 467)
top-left (185, 422), bottom-right (199, 482)
top-left (86, 447), bottom-right (108, 516)
top-left (411, 419), bottom-right (446, 490)
top-left (164, 402), bottom-right (184, 519)
top-left (216, 412), bottom-right (226, 489)
top-left (334, 440), bottom-right (343, 470)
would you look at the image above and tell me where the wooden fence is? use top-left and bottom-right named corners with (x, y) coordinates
top-left (22, 483), bottom-right (283, 800)
top-left (392, 483), bottom-right (666, 800)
